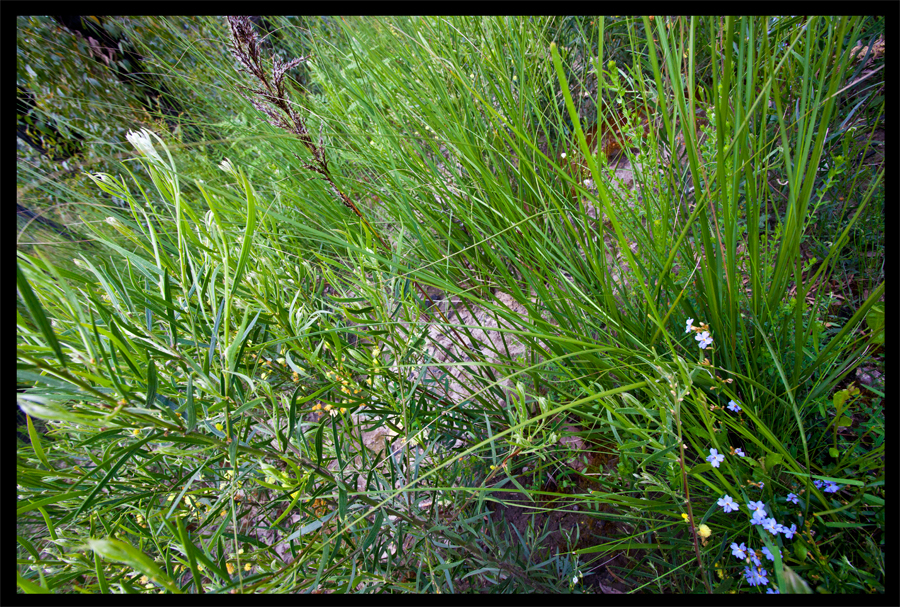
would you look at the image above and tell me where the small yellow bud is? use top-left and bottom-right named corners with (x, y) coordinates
top-left (133, 428), bottom-right (141, 437)
top-left (215, 423), bottom-right (224, 432)
top-left (244, 563), bottom-right (252, 571)
top-left (681, 513), bottom-right (689, 521)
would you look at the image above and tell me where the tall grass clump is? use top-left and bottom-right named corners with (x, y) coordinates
top-left (18, 15), bottom-right (884, 594)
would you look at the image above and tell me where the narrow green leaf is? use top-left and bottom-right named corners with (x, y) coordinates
top-left (16, 571), bottom-right (51, 594)
top-left (26, 413), bottom-right (51, 470)
top-left (185, 374), bottom-right (197, 432)
top-left (94, 550), bottom-right (110, 594)
top-left (361, 510), bottom-right (384, 553)
top-left (71, 433), bottom-right (158, 521)
top-left (17, 262), bottom-right (66, 369)
top-left (146, 358), bottom-right (158, 408)
top-left (17, 491), bottom-right (88, 516)
top-left (208, 297), bottom-right (225, 373)
top-left (87, 538), bottom-right (182, 594)
top-left (229, 167), bottom-right (257, 297)
top-left (163, 269), bottom-right (178, 348)
top-left (175, 517), bottom-right (204, 594)
top-left (782, 564), bottom-right (812, 593)
top-left (286, 384), bottom-right (305, 453)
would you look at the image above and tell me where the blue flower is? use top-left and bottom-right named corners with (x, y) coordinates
top-left (750, 510), bottom-right (768, 526)
top-left (727, 400), bottom-right (742, 412)
top-left (706, 448), bottom-right (725, 468)
top-left (762, 517), bottom-right (781, 535)
top-left (743, 566), bottom-right (758, 585)
top-left (685, 318), bottom-right (695, 334)
top-left (824, 481), bottom-right (841, 493)
top-left (747, 500), bottom-right (766, 515)
top-left (734, 447), bottom-right (746, 457)
top-left (744, 565), bottom-right (768, 586)
top-left (695, 331), bottom-right (713, 348)
top-left (786, 492), bottom-right (799, 505)
top-left (766, 587), bottom-right (780, 594)
top-left (762, 546), bottom-right (783, 561)
top-left (718, 494), bottom-right (739, 513)
top-left (748, 550), bottom-right (762, 567)
top-left (758, 482), bottom-right (765, 489)
top-left (782, 523), bottom-right (797, 539)
top-left (813, 479), bottom-right (825, 489)
top-left (731, 542), bottom-right (748, 560)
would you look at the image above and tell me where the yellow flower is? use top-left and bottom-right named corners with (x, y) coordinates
top-left (681, 513), bottom-right (689, 521)
top-left (133, 428), bottom-right (141, 437)
top-left (140, 575), bottom-right (149, 585)
top-left (215, 423), bottom-right (224, 432)
top-left (244, 563), bottom-right (252, 571)
top-left (226, 563), bottom-right (235, 575)
top-left (698, 524), bottom-right (711, 539)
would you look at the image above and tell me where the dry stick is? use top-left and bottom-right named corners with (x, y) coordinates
top-left (674, 404), bottom-right (712, 593)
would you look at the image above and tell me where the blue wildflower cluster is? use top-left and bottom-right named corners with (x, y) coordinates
top-left (719, 497), bottom-right (803, 591)
top-left (682, 319), bottom-right (846, 593)
top-left (814, 479), bottom-right (842, 493)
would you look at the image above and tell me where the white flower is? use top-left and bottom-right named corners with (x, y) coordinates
top-left (219, 158), bottom-right (235, 174)
top-left (126, 129), bottom-right (164, 166)
top-left (560, 152), bottom-right (567, 159)
top-left (685, 318), bottom-right (694, 333)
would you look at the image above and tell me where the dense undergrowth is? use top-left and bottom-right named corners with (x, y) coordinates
top-left (17, 15), bottom-right (885, 594)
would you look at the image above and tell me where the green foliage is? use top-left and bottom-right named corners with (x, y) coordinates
top-left (18, 15), bottom-right (884, 594)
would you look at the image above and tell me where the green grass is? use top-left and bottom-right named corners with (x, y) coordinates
top-left (17, 15), bottom-right (884, 594)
